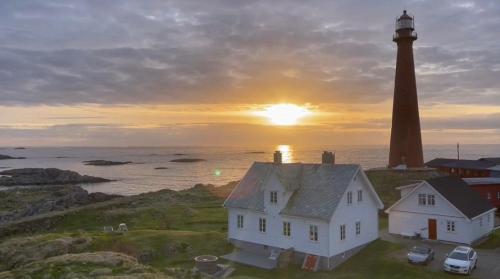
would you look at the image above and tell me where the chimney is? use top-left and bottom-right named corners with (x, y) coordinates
top-left (274, 151), bottom-right (282, 164)
top-left (322, 151), bottom-right (335, 164)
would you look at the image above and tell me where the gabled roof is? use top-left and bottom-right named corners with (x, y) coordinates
top-left (425, 158), bottom-right (496, 170)
top-left (223, 162), bottom-right (383, 221)
top-left (387, 176), bottom-right (495, 220)
top-left (426, 176), bottom-right (495, 219)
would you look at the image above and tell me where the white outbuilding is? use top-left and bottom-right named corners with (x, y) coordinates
top-left (222, 151), bottom-right (384, 271)
top-left (386, 176), bottom-right (496, 245)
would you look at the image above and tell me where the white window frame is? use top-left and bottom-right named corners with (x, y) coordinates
top-left (259, 217), bottom-right (266, 233)
top-left (355, 221), bottom-right (361, 236)
top-left (309, 225), bottom-right (318, 242)
top-left (497, 191), bottom-right (500, 200)
top-left (487, 192), bottom-right (491, 200)
top-left (237, 214), bottom-right (244, 229)
top-left (283, 221), bottom-right (291, 237)
top-left (340, 224), bottom-right (346, 240)
top-left (357, 190), bottom-right (363, 202)
top-left (418, 194), bottom-right (427, 206)
top-left (347, 191), bottom-right (353, 205)
top-left (427, 194), bottom-right (435, 206)
top-left (270, 191), bottom-right (278, 204)
top-left (446, 220), bottom-right (455, 232)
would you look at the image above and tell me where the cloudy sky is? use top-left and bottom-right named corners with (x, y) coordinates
top-left (0, 0), bottom-right (499, 146)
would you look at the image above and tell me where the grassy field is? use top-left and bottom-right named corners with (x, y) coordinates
top-left (477, 228), bottom-right (500, 249)
top-left (0, 171), bottom-right (477, 278)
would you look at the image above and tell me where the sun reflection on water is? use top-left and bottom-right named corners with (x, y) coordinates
top-left (276, 145), bottom-right (294, 163)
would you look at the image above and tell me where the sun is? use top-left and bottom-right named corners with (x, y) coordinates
top-left (255, 104), bottom-right (311, 126)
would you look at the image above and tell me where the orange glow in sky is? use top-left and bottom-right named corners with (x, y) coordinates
top-left (254, 104), bottom-right (311, 126)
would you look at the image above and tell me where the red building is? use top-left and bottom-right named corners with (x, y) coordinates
top-left (425, 158), bottom-right (494, 178)
top-left (463, 178), bottom-right (500, 210)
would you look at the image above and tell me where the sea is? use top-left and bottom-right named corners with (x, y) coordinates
top-left (0, 145), bottom-right (498, 196)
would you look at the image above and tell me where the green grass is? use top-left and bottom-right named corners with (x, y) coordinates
top-left (46, 186), bottom-right (228, 234)
top-left (228, 240), bottom-right (455, 279)
top-left (90, 229), bottom-right (231, 269)
top-left (477, 229), bottom-right (500, 249)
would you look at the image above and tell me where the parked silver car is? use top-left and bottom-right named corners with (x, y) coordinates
top-left (443, 246), bottom-right (478, 275)
top-left (407, 246), bottom-right (434, 265)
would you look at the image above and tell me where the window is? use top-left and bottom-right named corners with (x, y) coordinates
top-left (283, 221), bottom-right (291, 237)
top-left (309, 225), bottom-right (318, 241)
top-left (355, 221), bottom-right (361, 236)
top-left (237, 215), bottom-right (244, 229)
top-left (340, 224), bottom-right (346, 240)
top-left (497, 192), bottom-right (500, 200)
top-left (427, 194), bottom-right (435, 206)
top-left (357, 190), bottom-right (363, 202)
top-left (270, 191), bottom-right (278, 204)
top-left (259, 218), bottom-right (266, 233)
top-left (487, 192), bottom-right (491, 200)
top-left (479, 217), bottom-right (483, 227)
top-left (347, 191), bottom-right (353, 205)
top-left (446, 220), bottom-right (455, 232)
top-left (451, 168), bottom-right (455, 173)
top-left (487, 213), bottom-right (491, 224)
top-left (418, 194), bottom-right (427, 206)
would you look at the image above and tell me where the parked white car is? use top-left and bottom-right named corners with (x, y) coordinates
top-left (443, 246), bottom-right (478, 275)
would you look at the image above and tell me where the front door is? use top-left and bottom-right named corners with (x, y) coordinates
top-left (428, 219), bottom-right (437, 240)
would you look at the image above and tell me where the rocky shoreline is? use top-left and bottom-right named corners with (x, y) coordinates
top-left (0, 154), bottom-right (25, 160)
top-left (83, 160), bottom-right (132, 166)
top-left (0, 168), bottom-right (111, 186)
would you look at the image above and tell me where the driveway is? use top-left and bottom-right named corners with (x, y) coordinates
top-left (380, 229), bottom-right (500, 279)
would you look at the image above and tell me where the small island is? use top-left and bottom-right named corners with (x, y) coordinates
top-left (0, 154), bottom-right (26, 160)
top-left (0, 168), bottom-right (111, 186)
top-left (83, 160), bottom-right (132, 166)
top-left (169, 158), bottom-right (206, 163)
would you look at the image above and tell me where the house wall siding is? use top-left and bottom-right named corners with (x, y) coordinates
top-left (388, 182), bottom-right (496, 244)
top-left (329, 172), bottom-right (379, 257)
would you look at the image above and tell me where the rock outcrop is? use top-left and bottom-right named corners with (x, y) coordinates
top-left (83, 160), bottom-right (132, 166)
top-left (0, 235), bottom-right (92, 270)
top-left (0, 185), bottom-right (120, 225)
top-left (169, 158), bottom-right (205, 163)
top-left (0, 155), bottom-right (25, 160)
top-left (0, 168), bottom-right (110, 186)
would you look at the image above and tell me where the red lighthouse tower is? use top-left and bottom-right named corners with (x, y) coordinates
top-left (388, 10), bottom-right (424, 168)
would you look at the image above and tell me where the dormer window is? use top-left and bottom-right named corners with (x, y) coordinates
top-left (270, 191), bottom-right (278, 204)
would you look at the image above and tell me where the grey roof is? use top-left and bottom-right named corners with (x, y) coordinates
top-left (479, 157), bottom-right (500, 165)
top-left (463, 177), bottom-right (500, 186)
top-left (223, 162), bottom-right (364, 221)
top-left (425, 158), bottom-right (496, 170)
top-left (426, 176), bottom-right (495, 219)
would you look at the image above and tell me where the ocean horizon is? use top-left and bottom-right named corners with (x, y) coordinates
top-left (1, 144), bottom-right (499, 195)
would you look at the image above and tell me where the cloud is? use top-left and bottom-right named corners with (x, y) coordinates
top-left (0, 0), bottom-right (498, 106)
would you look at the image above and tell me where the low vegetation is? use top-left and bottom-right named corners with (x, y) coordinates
top-left (0, 171), bottom-right (485, 278)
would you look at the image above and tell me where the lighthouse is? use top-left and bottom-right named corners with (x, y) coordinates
top-left (388, 10), bottom-right (424, 168)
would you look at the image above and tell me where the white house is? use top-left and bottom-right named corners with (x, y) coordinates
top-left (386, 176), bottom-right (496, 245)
top-left (222, 151), bottom-right (384, 271)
